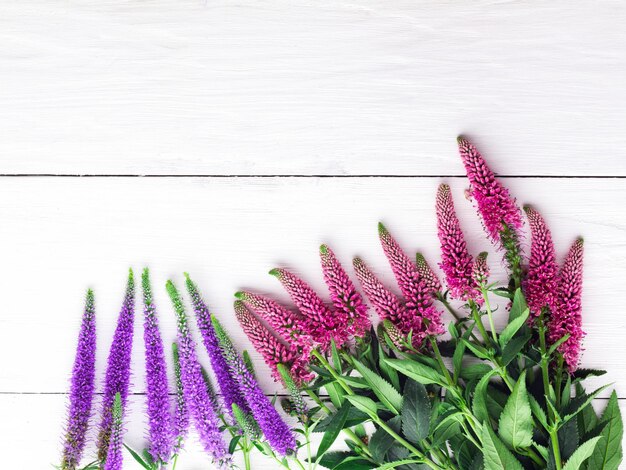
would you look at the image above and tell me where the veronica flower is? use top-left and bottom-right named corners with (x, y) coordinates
top-left (166, 280), bottom-right (230, 467)
top-left (141, 268), bottom-right (173, 464)
top-left (353, 256), bottom-right (407, 329)
top-left (523, 206), bottom-right (559, 317)
top-left (436, 184), bottom-right (479, 303)
top-left (234, 300), bottom-right (312, 385)
top-left (184, 274), bottom-right (251, 420)
top-left (548, 238), bottom-right (585, 372)
top-left (234, 291), bottom-right (308, 345)
top-left (457, 136), bottom-right (523, 243)
top-left (103, 393), bottom-right (123, 470)
top-left (415, 253), bottom-right (442, 295)
top-left (97, 269), bottom-right (135, 462)
top-left (269, 267), bottom-right (342, 347)
top-left (60, 289), bottom-right (96, 470)
top-left (171, 342), bottom-right (189, 454)
top-left (320, 244), bottom-right (371, 338)
top-left (472, 252), bottom-right (490, 288)
top-left (212, 315), bottom-right (297, 456)
top-left (379, 223), bottom-right (444, 336)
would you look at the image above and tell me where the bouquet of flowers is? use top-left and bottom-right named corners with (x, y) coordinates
top-left (58, 137), bottom-right (622, 470)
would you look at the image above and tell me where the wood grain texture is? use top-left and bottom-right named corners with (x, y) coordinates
top-left (1, 0), bottom-right (626, 175)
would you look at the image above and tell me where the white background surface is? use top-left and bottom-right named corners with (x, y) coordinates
top-left (1, 1), bottom-right (626, 468)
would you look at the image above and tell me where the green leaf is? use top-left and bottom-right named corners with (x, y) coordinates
top-left (461, 339), bottom-right (491, 360)
top-left (123, 444), bottom-right (152, 470)
top-left (562, 436), bottom-right (603, 470)
top-left (385, 358), bottom-right (445, 386)
top-left (317, 451), bottom-right (351, 469)
top-left (498, 370), bottom-right (533, 450)
top-left (586, 391), bottom-right (623, 470)
top-left (331, 339), bottom-right (342, 373)
top-left (345, 395), bottom-right (379, 416)
top-left (472, 369), bottom-right (497, 424)
top-left (370, 416), bottom-right (401, 462)
top-left (401, 379), bottom-right (431, 443)
top-left (353, 360), bottom-right (403, 414)
top-left (499, 308), bottom-right (530, 347)
top-left (376, 460), bottom-right (424, 469)
top-left (333, 457), bottom-right (376, 470)
top-left (482, 425), bottom-right (524, 470)
top-left (508, 288), bottom-right (528, 322)
top-left (460, 363), bottom-right (493, 382)
top-left (562, 384), bottom-right (611, 425)
top-left (529, 395), bottom-right (549, 429)
top-left (501, 332), bottom-right (531, 366)
top-left (228, 435), bottom-right (242, 454)
top-left (378, 343), bottom-right (401, 391)
top-left (317, 401), bottom-right (351, 457)
top-left (314, 407), bottom-right (370, 433)
top-left (326, 381), bottom-right (345, 408)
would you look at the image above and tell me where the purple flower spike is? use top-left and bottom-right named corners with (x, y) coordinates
top-left (379, 223), bottom-right (444, 337)
top-left (457, 136), bottom-right (523, 243)
top-left (472, 252), bottom-right (490, 288)
top-left (320, 244), bottom-right (371, 339)
top-left (415, 253), bottom-right (442, 295)
top-left (212, 315), bottom-right (297, 457)
top-left (523, 206), bottom-right (559, 318)
top-left (171, 342), bottom-right (190, 454)
top-left (103, 393), bottom-right (124, 470)
top-left (269, 267), bottom-right (340, 347)
top-left (184, 273), bottom-right (251, 419)
top-left (548, 238), bottom-right (585, 373)
top-left (141, 269), bottom-right (173, 464)
top-left (61, 289), bottom-right (96, 470)
top-left (166, 280), bottom-right (230, 467)
top-left (97, 269), bottom-right (135, 462)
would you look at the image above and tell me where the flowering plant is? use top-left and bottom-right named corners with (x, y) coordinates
top-left (57, 137), bottom-right (622, 470)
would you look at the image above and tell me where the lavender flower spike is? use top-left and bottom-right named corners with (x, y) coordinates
top-left (171, 342), bottom-right (190, 454)
top-left (184, 273), bottom-right (251, 420)
top-left (457, 136), bottom-right (523, 243)
top-left (212, 314), bottom-right (297, 456)
top-left (166, 280), bottom-right (230, 467)
top-left (548, 238), bottom-right (586, 372)
top-left (97, 269), bottom-right (135, 462)
top-left (142, 268), bottom-right (173, 464)
top-left (61, 289), bottom-right (96, 470)
top-left (103, 393), bottom-right (124, 470)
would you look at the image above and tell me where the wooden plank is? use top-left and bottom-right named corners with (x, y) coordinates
top-left (1, 1), bottom-right (626, 175)
top-left (0, 177), bottom-right (624, 399)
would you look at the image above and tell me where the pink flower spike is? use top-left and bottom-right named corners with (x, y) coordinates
top-left (234, 301), bottom-right (312, 385)
top-left (457, 136), bottom-right (523, 243)
top-left (269, 268), bottom-right (343, 348)
top-left (548, 238), bottom-right (585, 373)
top-left (415, 253), bottom-right (442, 295)
top-left (471, 252), bottom-right (490, 289)
top-left (352, 257), bottom-right (416, 335)
top-left (319, 244), bottom-right (371, 339)
top-left (523, 206), bottom-right (559, 318)
top-left (234, 291), bottom-right (308, 346)
top-left (436, 184), bottom-right (478, 302)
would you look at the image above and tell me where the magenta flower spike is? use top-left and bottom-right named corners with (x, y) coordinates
top-left (320, 244), bottom-right (371, 338)
top-left (548, 238), bottom-right (585, 372)
top-left (471, 252), bottom-right (490, 288)
top-left (235, 290), bottom-right (308, 345)
top-left (269, 267), bottom-right (341, 347)
top-left (415, 253), bottom-right (442, 295)
top-left (184, 274), bottom-right (251, 420)
top-left (103, 393), bottom-right (124, 470)
top-left (60, 289), bottom-right (96, 470)
top-left (171, 342), bottom-right (189, 455)
top-left (379, 223), bottom-right (444, 337)
top-left (436, 184), bottom-right (480, 302)
top-left (523, 206), bottom-right (560, 318)
top-left (234, 300), bottom-right (312, 385)
top-left (141, 269), bottom-right (173, 464)
top-left (457, 136), bottom-right (523, 243)
top-left (166, 280), bottom-right (230, 467)
top-left (97, 269), bottom-right (135, 462)
top-left (212, 315), bottom-right (297, 457)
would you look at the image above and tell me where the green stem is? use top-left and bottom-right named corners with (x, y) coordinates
top-left (243, 442), bottom-right (251, 470)
top-left (430, 337), bottom-right (454, 387)
top-left (481, 288), bottom-right (498, 342)
top-left (555, 354), bottom-right (565, 406)
top-left (171, 454), bottom-right (178, 470)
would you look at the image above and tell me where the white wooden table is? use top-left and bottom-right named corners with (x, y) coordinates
top-left (1, 1), bottom-right (625, 468)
